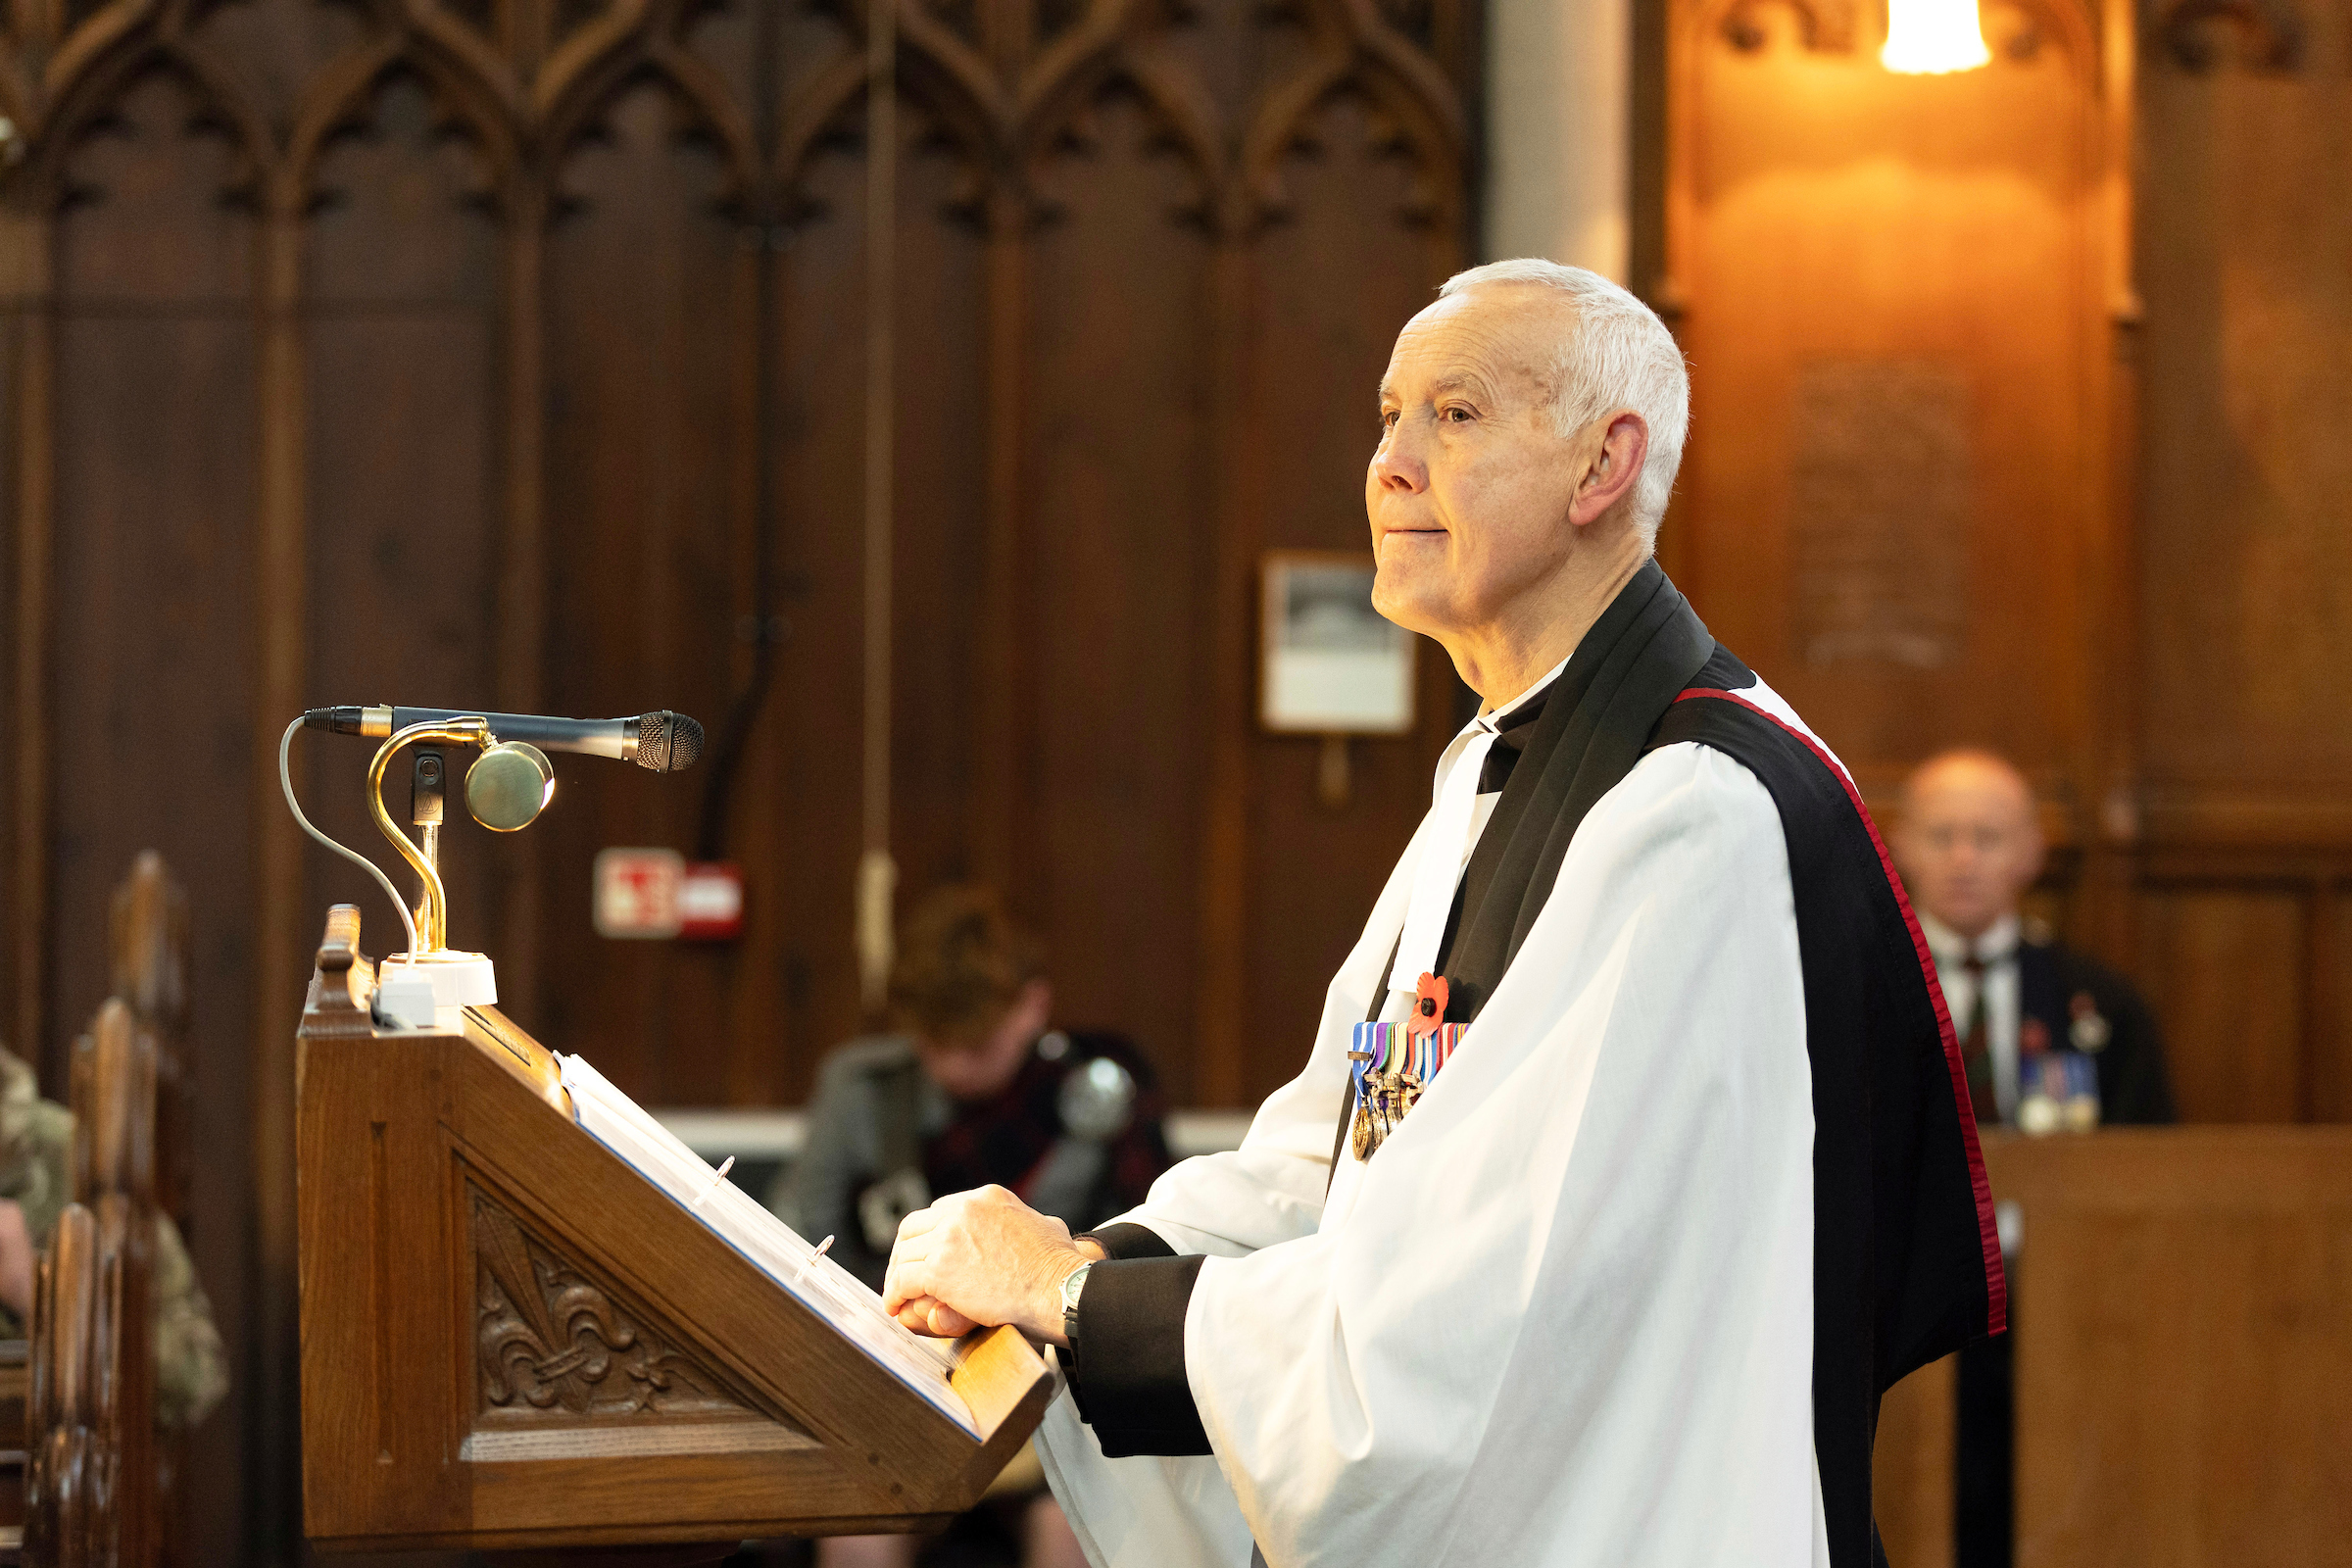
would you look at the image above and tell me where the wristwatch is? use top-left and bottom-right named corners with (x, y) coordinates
top-left (1058, 1259), bottom-right (1096, 1348)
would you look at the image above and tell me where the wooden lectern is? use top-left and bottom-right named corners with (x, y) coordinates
top-left (296, 906), bottom-right (1054, 1552)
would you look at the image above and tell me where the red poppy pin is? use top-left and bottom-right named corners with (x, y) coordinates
top-left (1408, 971), bottom-right (1449, 1047)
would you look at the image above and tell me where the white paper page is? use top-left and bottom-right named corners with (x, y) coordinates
top-left (558, 1054), bottom-right (978, 1435)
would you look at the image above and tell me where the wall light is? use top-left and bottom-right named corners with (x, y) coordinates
top-left (1881, 0), bottom-right (1991, 72)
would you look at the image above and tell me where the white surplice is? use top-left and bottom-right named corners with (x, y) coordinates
top-left (1033, 677), bottom-right (1836, 1568)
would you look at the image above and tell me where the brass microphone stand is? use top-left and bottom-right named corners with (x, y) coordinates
top-left (279, 711), bottom-right (556, 1026)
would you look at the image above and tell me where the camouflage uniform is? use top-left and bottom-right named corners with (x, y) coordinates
top-left (0, 1047), bottom-right (227, 1430)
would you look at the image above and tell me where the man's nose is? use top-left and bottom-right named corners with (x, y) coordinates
top-left (1371, 430), bottom-right (1427, 493)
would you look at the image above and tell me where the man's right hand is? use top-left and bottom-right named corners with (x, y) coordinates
top-left (884, 1198), bottom-right (1106, 1342)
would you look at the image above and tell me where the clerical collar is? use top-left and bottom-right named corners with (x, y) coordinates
top-left (1471, 654), bottom-right (1571, 795)
top-left (1918, 911), bottom-right (2021, 967)
top-left (1482, 650), bottom-right (1573, 728)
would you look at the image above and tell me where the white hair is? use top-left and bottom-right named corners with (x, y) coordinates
top-left (1437, 258), bottom-right (1690, 545)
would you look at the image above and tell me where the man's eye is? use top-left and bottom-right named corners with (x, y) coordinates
top-left (1380, 410), bottom-right (1399, 430)
top-left (1444, 406), bottom-right (1473, 422)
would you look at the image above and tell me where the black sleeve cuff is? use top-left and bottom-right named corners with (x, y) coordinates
top-left (1079, 1222), bottom-right (1177, 1261)
top-left (1059, 1252), bottom-right (1210, 1457)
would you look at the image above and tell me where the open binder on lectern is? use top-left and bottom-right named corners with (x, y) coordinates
top-left (295, 905), bottom-right (1054, 1552)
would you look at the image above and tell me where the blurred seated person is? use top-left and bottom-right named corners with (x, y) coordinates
top-left (1893, 749), bottom-right (2173, 1129)
top-left (0, 1043), bottom-right (228, 1430)
top-left (1892, 749), bottom-right (2174, 1568)
top-left (771, 885), bottom-right (1171, 1568)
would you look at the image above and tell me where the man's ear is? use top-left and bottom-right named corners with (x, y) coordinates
top-left (1569, 412), bottom-right (1649, 528)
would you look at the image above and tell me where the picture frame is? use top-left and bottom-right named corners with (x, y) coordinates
top-left (1258, 550), bottom-right (1416, 736)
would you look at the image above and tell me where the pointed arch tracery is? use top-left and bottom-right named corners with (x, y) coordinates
top-left (287, 35), bottom-right (520, 210)
top-left (1, 0), bottom-right (1469, 265)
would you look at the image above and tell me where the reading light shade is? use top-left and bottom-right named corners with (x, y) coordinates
top-left (1881, 0), bottom-right (1990, 72)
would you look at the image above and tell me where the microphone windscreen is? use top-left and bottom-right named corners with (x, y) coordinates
top-left (636, 710), bottom-right (705, 773)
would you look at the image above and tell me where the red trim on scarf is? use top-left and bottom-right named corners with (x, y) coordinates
top-left (1673, 688), bottom-right (2008, 1336)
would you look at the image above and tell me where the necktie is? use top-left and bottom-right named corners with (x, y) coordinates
top-left (1959, 953), bottom-right (1996, 1126)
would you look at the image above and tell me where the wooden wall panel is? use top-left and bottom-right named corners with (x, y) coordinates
top-left (537, 82), bottom-right (753, 1106)
top-left (877, 122), bottom-right (990, 990)
top-left (48, 64), bottom-right (263, 1558)
top-left (760, 139), bottom-right (888, 1102)
top-left (2138, 0), bottom-right (2352, 803)
top-left (301, 71), bottom-right (504, 964)
top-left (1669, 0), bottom-right (2110, 802)
top-left (2326, 885), bottom-right (2352, 1124)
top-left (2123, 0), bottom-right (2352, 1130)
top-left (1021, 92), bottom-right (1215, 1089)
top-left (2140, 887), bottom-right (2306, 1121)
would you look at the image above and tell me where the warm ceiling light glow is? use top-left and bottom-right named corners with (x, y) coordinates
top-left (1881, 0), bottom-right (1991, 72)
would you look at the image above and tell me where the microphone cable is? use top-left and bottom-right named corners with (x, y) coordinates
top-left (278, 715), bottom-right (421, 956)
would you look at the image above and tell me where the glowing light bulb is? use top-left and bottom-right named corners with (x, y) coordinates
top-left (1881, 0), bottom-right (1991, 72)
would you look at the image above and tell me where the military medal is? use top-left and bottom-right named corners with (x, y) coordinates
top-left (2061, 1052), bottom-right (2100, 1132)
top-left (2018, 1049), bottom-right (2103, 1137)
top-left (1350, 972), bottom-right (1466, 1161)
top-left (2068, 991), bottom-right (2111, 1054)
top-left (2016, 1054), bottom-right (2063, 1136)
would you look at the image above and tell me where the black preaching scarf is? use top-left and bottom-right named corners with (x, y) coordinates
top-left (1077, 564), bottom-right (2004, 1568)
top-left (1426, 563), bottom-right (2003, 1567)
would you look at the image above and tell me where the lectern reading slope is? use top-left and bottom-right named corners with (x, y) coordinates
top-left (297, 906), bottom-right (1054, 1551)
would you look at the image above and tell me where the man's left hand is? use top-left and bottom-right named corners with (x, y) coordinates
top-left (883, 1185), bottom-right (1088, 1345)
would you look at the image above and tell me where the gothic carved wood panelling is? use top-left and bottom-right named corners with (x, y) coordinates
top-left (0, 0), bottom-right (1473, 1552)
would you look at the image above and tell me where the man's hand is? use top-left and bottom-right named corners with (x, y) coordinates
top-left (882, 1186), bottom-right (1098, 1345)
top-left (0, 1200), bottom-right (34, 1320)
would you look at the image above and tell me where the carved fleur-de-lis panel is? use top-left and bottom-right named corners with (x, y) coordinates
top-left (468, 1185), bottom-right (776, 1422)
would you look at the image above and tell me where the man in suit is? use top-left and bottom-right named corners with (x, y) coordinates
top-left (1892, 748), bottom-right (2175, 1568)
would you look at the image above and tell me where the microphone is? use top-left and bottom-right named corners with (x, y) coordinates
top-left (303, 706), bottom-right (706, 774)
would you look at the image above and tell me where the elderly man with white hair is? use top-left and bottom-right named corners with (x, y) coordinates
top-left (881, 262), bottom-right (2004, 1568)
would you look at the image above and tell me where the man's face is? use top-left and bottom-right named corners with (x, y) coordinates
top-left (1893, 757), bottom-right (2044, 940)
top-left (914, 978), bottom-right (1052, 1102)
top-left (1366, 286), bottom-right (1592, 641)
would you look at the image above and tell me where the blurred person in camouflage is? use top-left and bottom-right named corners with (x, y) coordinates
top-left (0, 1045), bottom-right (227, 1430)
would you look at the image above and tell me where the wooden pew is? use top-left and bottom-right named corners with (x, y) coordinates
top-left (16, 853), bottom-right (189, 1567)
top-left (106, 857), bottom-right (188, 1242)
top-left (102, 858), bottom-right (191, 1565)
top-left (0, 1340), bottom-right (24, 1559)
top-left (1874, 1128), bottom-right (2352, 1567)
top-left (25, 1003), bottom-right (161, 1568)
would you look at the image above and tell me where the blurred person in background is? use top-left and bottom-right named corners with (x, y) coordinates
top-left (0, 1043), bottom-right (227, 1431)
top-left (772, 885), bottom-right (1172, 1568)
top-left (1892, 748), bottom-right (2174, 1568)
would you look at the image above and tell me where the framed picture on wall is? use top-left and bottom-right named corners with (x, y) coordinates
top-left (1258, 550), bottom-right (1415, 735)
